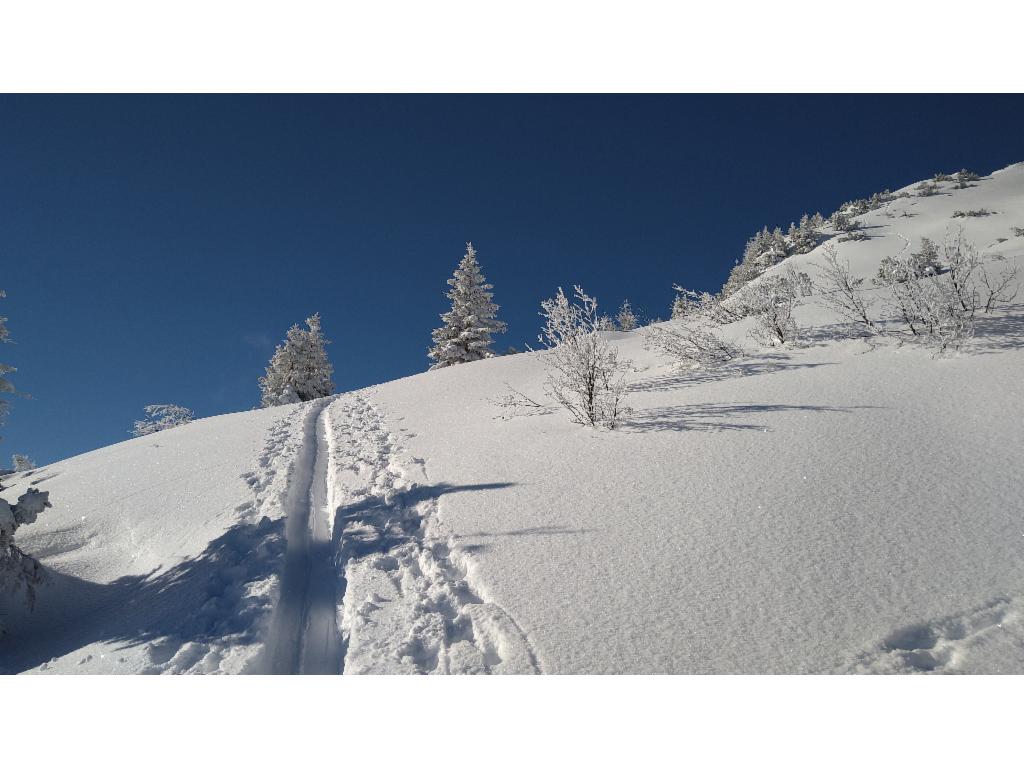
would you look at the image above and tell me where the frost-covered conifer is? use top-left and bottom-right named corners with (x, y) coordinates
top-left (131, 404), bottom-right (195, 437)
top-left (259, 313), bottom-right (335, 407)
top-left (616, 300), bottom-right (639, 331)
top-left (428, 243), bottom-right (507, 369)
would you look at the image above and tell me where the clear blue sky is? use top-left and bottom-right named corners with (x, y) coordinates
top-left (2, 94), bottom-right (1022, 465)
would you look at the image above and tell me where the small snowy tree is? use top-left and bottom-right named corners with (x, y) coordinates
top-left (616, 300), bottom-right (639, 331)
top-left (131, 404), bottom-right (195, 437)
top-left (538, 286), bottom-right (630, 428)
top-left (259, 313), bottom-right (335, 407)
top-left (428, 243), bottom-right (507, 369)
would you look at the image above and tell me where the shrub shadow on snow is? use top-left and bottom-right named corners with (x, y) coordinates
top-left (619, 402), bottom-right (877, 433)
top-left (0, 517), bottom-right (286, 673)
top-left (629, 356), bottom-right (835, 394)
top-left (969, 305), bottom-right (1024, 354)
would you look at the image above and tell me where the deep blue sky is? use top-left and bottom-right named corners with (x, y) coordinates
top-left (2, 94), bottom-right (1022, 465)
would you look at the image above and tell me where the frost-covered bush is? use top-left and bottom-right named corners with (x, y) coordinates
top-left (952, 209), bottom-right (994, 218)
top-left (745, 269), bottom-right (800, 346)
top-left (643, 322), bottom-right (741, 369)
top-left (955, 169), bottom-right (980, 188)
top-left (933, 172), bottom-right (953, 182)
top-left (428, 243), bottom-right (506, 369)
top-left (260, 313), bottom-right (335, 406)
top-left (797, 271), bottom-right (813, 297)
top-left (1, 482), bottom-right (51, 624)
top-left (872, 230), bottom-right (992, 351)
top-left (537, 286), bottom-right (630, 428)
top-left (915, 181), bottom-right (940, 197)
top-left (11, 455), bottom-right (35, 472)
top-left (616, 300), bottom-right (639, 331)
top-left (814, 245), bottom-right (877, 334)
top-left (131, 404), bottom-right (194, 437)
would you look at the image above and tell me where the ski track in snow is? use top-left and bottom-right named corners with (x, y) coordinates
top-left (847, 596), bottom-right (1024, 673)
top-left (326, 392), bottom-right (539, 675)
top-left (260, 396), bottom-right (343, 674)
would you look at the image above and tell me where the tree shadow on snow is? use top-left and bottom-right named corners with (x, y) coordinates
top-left (0, 517), bottom-right (288, 673)
top-left (2, 480), bottom-right (523, 674)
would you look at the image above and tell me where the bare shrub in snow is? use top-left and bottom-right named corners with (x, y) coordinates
top-left (915, 181), bottom-right (940, 197)
top-left (428, 243), bottom-right (506, 369)
top-left (933, 172), bottom-right (953, 182)
top-left (952, 209), bottom-right (994, 218)
top-left (978, 255), bottom-right (1019, 313)
top-left (1011, 226), bottom-right (1024, 238)
top-left (643, 323), bottom-right (741, 370)
top-left (616, 300), bottom-right (639, 331)
top-left (131, 404), bottom-right (195, 437)
top-left (538, 286), bottom-right (630, 428)
top-left (11, 455), bottom-right (35, 472)
top-left (746, 269), bottom-right (800, 347)
top-left (260, 313), bottom-right (335, 406)
top-left (813, 244), bottom-right (878, 334)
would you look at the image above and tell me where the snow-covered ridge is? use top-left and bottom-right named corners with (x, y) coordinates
top-left (2, 162), bottom-right (1023, 674)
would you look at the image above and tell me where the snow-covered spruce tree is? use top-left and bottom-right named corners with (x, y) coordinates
top-left (428, 243), bottom-right (507, 369)
top-left (616, 300), bottom-right (639, 331)
top-left (259, 313), bottom-right (335, 407)
top-left (131, 404), bottom-right (195, 437)
top-left (538, 286), bottom-right (630, 428)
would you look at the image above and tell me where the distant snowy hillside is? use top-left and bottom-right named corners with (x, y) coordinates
top-left (3, 163), bottom-right (1023, 674)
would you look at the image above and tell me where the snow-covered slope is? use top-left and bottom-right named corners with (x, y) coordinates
top-left (3, 163), bottom-right (1023, 674)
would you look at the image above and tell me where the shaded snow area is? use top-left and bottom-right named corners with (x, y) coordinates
top-left (3, 163), bottom-right (1024, 673)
